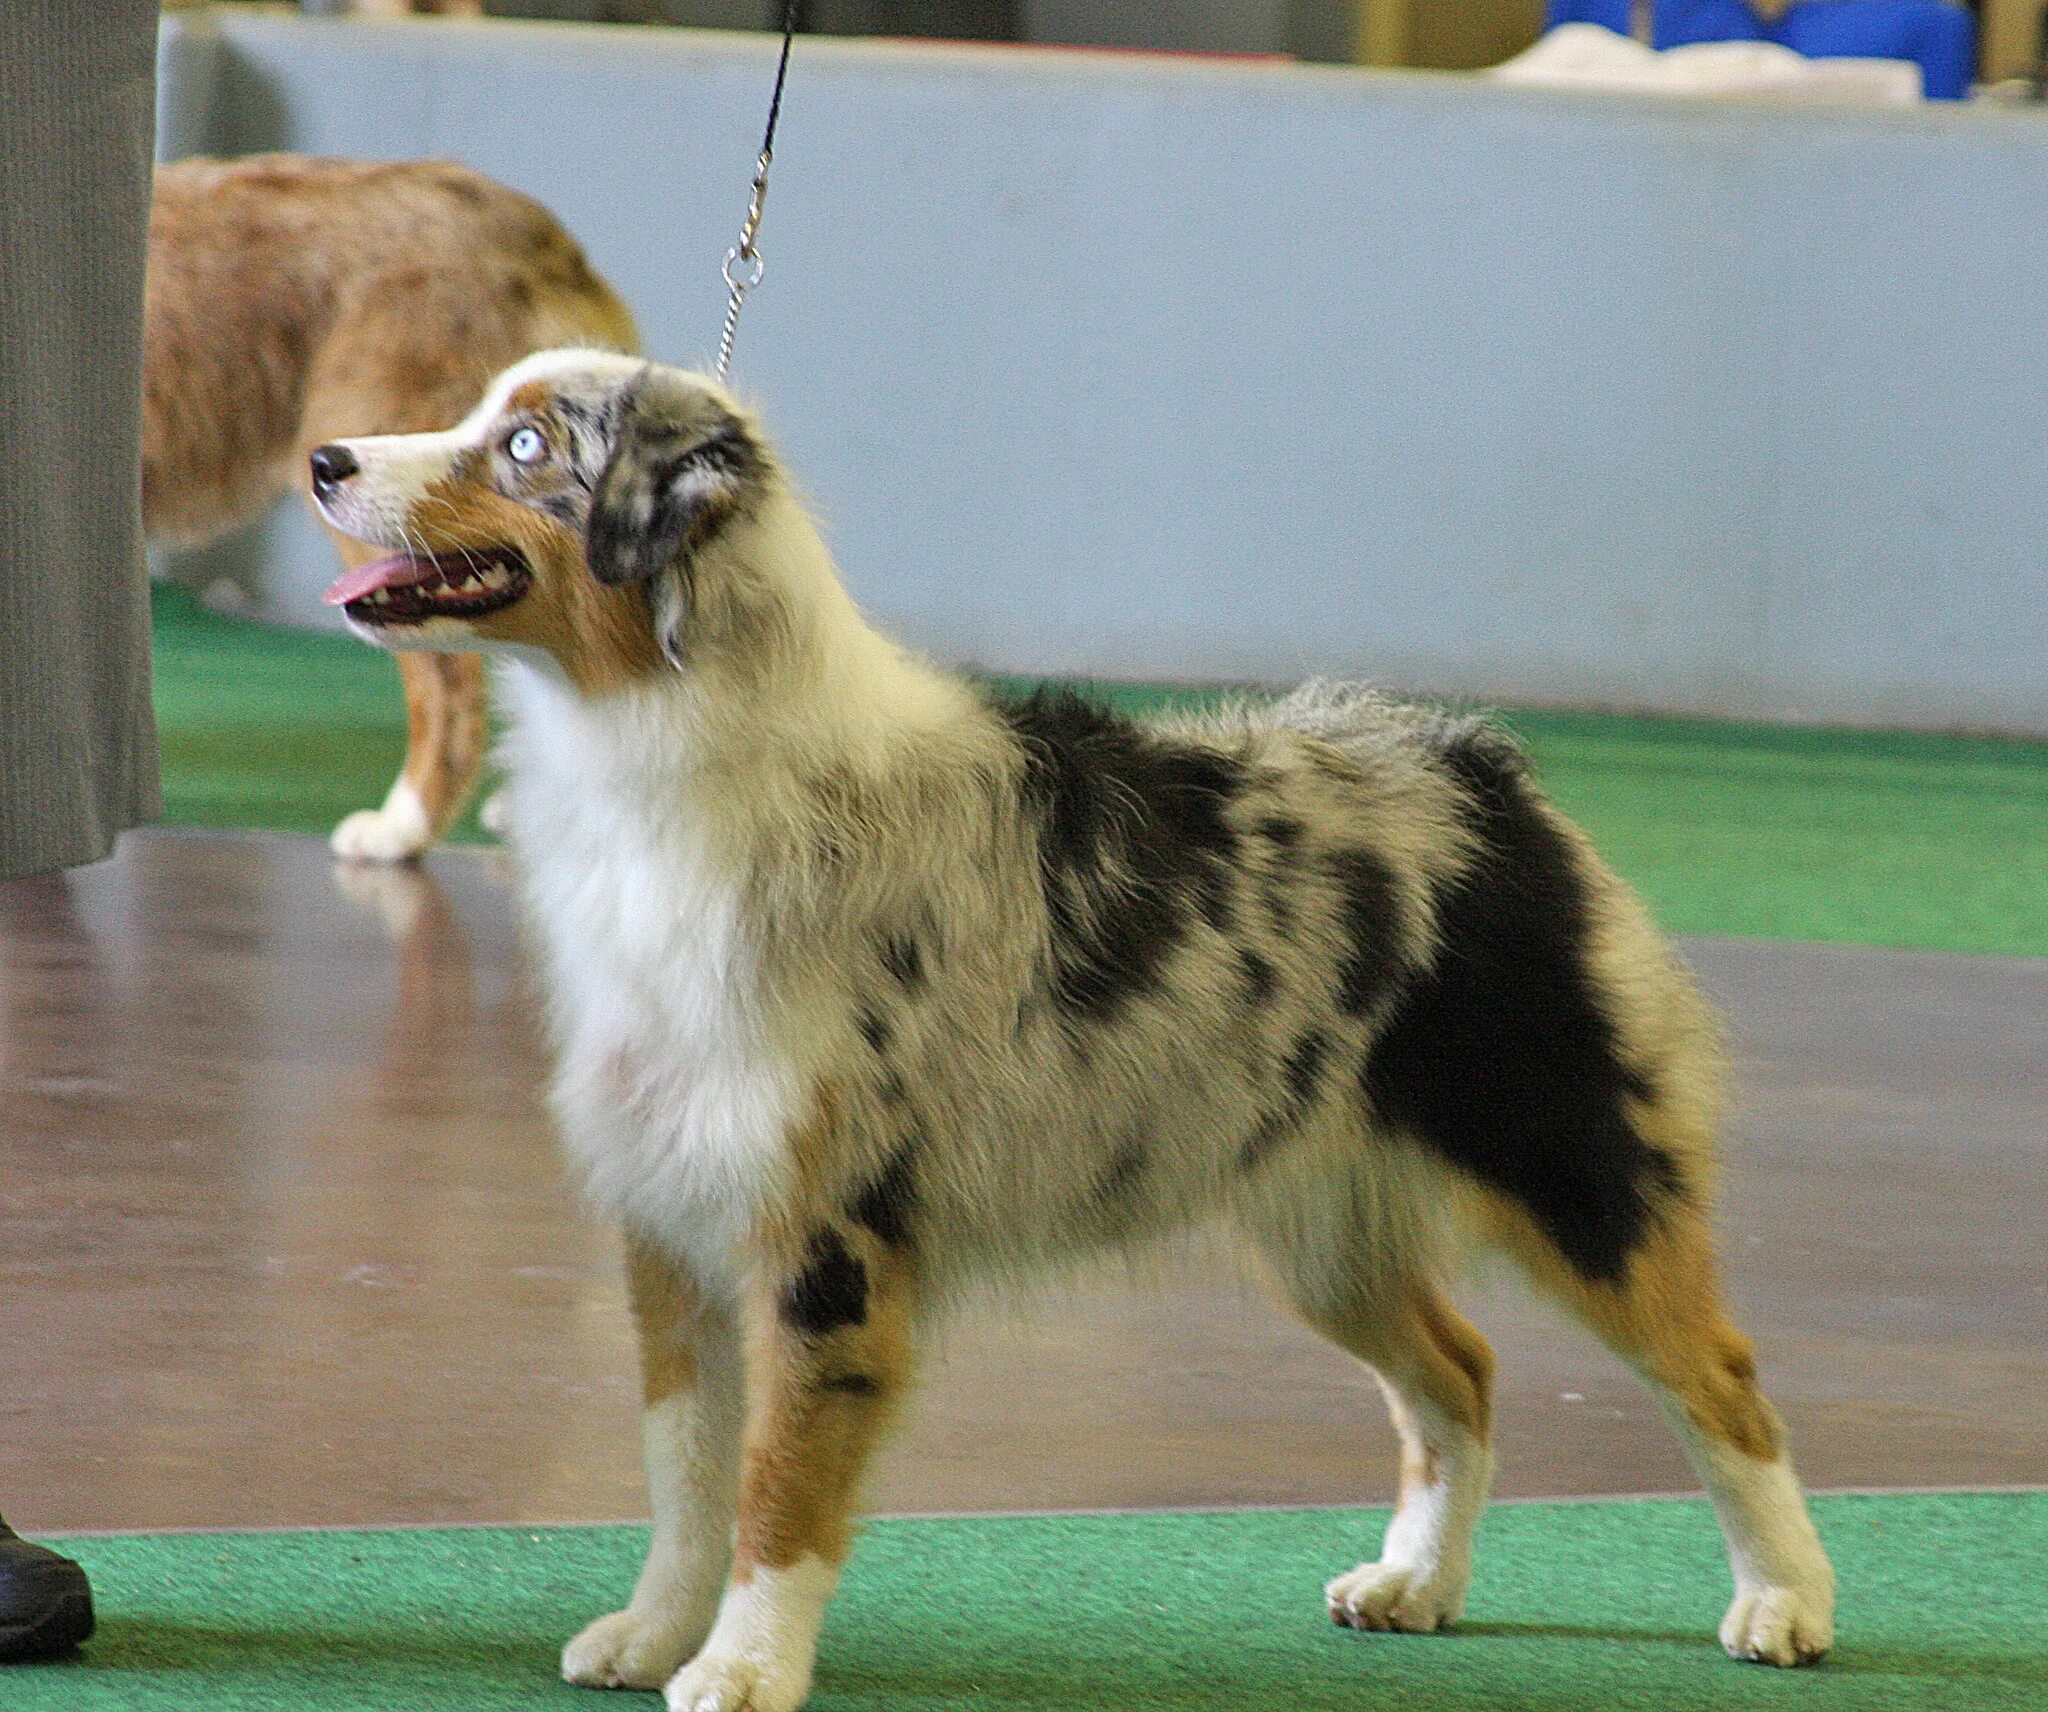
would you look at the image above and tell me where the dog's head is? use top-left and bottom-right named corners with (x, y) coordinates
top-left (311, 350), bottom-right (773, 686)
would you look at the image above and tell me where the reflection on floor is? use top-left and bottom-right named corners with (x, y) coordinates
top-left (3, 831), bottom-right (2042, 1534)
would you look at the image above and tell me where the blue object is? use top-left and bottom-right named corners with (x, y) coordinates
top-left (1544, 0), bottom-right (1977, 98)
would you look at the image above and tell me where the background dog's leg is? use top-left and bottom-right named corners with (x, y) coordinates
top-left (326, 557), bottom-right (488, 863)
top-left (563, 1235), bottom-right (744, 1692)
top-left (1502, 1206), bottom-right (1835, 1666)
top-left (666, 1228), bottom-right (914, 1712)
top-left (1281, 1268), bottom-right (1497, 1635)
top-left (303, 301), bottom-right (508, 863)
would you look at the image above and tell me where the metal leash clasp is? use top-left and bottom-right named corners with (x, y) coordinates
top-left (716, 149), bottom-right (773, 385)
top-left (713, 2), bottom-right (799, 384)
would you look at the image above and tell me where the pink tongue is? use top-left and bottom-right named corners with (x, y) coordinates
top-left (322, 553), bottom-right (442, 607)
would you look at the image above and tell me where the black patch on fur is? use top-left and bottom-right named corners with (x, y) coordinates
top-left (684, 420), bottom-right (757, 484)
top-left (1089, 1132), bottom-right (1150, 1221)
top-left (780, 1230), bottom-right (868, 1338)
top-left (1325, 848), bottom-right (1407, 1015)
top-left (880, 933), bottom-right (927, 994)
top-left (856, 1010), bottom-right (891, 1054)
top-left (997, 689), bottom-right (1246, 1023)
top-left (849, 1139), bottom-right (920, 1251)
top-left (1285, 1028), bottom-right (1333, 1106)
top-left (1238, 947), bottom-right (1279, 1006)
top-left (585, 379), bottom-right (762, 589)
top-left (554, 392), bottom-right (607, 433)
top-left (1360, 724), bottom-right (1681, 1282)
top-left (1258, 815), bottom-right (1305, 852)
top-left (820, 1371), bottom-right (883, 1398)
top-left (556, 392), bottom-right (626, 488)
top-left (1243, 1027), bottom-right (1333, 1168)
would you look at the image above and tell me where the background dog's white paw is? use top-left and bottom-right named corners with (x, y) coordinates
top-left (663, 1648), bottom-right (809, 1712)
top-left (477, 786), bottom-right (510, 837)
top-left (1720, 1582), bottom-right (1834, 1666)
top-left (330, 782), bottom-right (432, 863)
top-left (562, 1605), bottom-right (713, 1691)
top-left (1326, 1560), bottom-right (1468, 1634)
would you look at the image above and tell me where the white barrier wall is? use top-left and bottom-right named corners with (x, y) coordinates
top-left (156, 11), bottom-right (2048, 733)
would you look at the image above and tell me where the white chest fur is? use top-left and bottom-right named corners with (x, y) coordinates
top-left (496, 662), bottom-right (801, 1287)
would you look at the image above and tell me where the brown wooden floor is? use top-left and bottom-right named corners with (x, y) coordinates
top-left (2, 831), bottom-right (2042, 1535)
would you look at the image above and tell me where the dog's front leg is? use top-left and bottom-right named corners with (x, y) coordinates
top-left (563, 1233), bottom-right (745, 1691)
top-left (664, 1226), bottom-right (915, 1712)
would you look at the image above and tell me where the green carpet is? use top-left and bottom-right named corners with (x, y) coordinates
top-left (17, 1493), bottom-right (2043, 1710)
top-left (152, 586), bottom-right (2048, 958)
top-left (151, 583), bottom-right (497, 847)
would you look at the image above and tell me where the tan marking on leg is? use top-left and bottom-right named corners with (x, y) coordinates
top-left (1309, 1280), bottom-right (1494, 1534)
top-left (1285, 1271), bottom-right (1497, 1634)
top-left (563, 1233), bottom-right (743, 1691)
top-left (734, 1239), bottom-right (916, 1577)
top-left (625, 1231), bottom-right (701, 1408)
top-left (317, 537), bottom-right (485, 862)
top-left (1487, 1181), bottom-right (1833, 1663)
top-left (395, 649), bottom-right (489, 842)
top-left (1293, 1275), bottom-right (1494, 1441)
top-left (1485, 1190), bottom-right (1783, 1462)
top-left (1408, 1284), bottom-right (1497, 1439)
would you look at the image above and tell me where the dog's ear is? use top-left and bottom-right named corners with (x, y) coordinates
top-left (585, 370), bottom-right (761, 589)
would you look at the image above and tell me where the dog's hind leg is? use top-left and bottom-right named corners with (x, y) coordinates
top-left (563, 1233), bottom-right (744, 1690)
top-left (1489, 1195), bottom-right (1834, 1665)
top-left (329, 648), bottom-right (488, 862)
top-left (1263, 1239), bottom-right (1497, 1635)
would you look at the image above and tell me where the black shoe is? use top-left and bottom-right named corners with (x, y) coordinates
top-left (0, 1514), bottom-right (95, 1661)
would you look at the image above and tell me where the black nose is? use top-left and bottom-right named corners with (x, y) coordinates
top-left (309, 443), bottom-right (359, 492)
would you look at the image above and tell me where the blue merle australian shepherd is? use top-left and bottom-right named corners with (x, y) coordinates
top-left (311, 350), bottom-right (1834, 1712)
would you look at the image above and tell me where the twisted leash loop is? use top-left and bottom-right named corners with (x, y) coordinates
top-left (716, 1), bottom-right (802, 385)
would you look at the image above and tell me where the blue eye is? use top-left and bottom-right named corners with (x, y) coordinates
top-left (507, 426), bottom-right (548, 466)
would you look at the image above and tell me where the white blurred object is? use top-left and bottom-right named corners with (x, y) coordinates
top-left (1491, 23), bottom-right (1923, 103)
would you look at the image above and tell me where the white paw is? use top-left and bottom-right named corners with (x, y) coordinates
top-left (663, 1648), bottom-right (810, 1712)
top-left (562, 1604), bottom-right (714, 1692)
top-left (1720, 1581), bottom-right (1834, 1666)
top-left (330, 784), bottom-right (432, 863)
top-left (477, 787), bottom-right (511, 837)
top-left (1326, 1559), bottom-right (1469, 1634)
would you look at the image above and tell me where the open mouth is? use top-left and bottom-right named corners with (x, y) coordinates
top-left (321, 546), bottom-right (532, 626)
